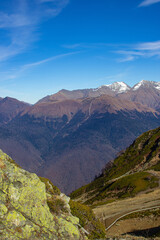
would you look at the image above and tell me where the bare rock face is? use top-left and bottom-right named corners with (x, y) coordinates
top-left (0, 150), bottom-right (87, 240)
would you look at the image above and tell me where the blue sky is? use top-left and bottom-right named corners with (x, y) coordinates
top-left (0, 0), bottom-right (160, 103)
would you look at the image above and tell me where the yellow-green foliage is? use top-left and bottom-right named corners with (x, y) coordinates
top-left (69, 200), bottom-right (106, 240)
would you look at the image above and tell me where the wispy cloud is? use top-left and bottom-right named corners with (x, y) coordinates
top-left (137, 41), bottom-right (160, 50)
top-left (0, 0), bottom-right (69, 62)
top-left (116, 41), bottom-right (160, 62)
top-left (21, 51), bottom-right (80, 70)
top-left (0, 13), bottom-right (32, 28)
top-left (139, 0), bottom-right (160, 7)
top-left (62, 42), bottom-right (115, 50)
top-left (0, 51), bottom-right (80, 81)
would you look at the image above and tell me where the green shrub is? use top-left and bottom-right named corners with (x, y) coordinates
top-left (69, 200), bottom-right (106, 239)
top-left (47, 198), bottom-right (66, 214)
top-left (149, 160), bottom-right (160, 171)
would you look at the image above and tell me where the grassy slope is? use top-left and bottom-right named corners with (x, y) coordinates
top-left (70, 127), bottom-right (160, 205)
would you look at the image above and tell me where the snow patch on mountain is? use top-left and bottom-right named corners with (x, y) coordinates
top-left (133, 80), bottom-right (160, 91)
top-left (105, 82), bottom-right (131, 93)
top-left (155, 82), bottom-right (160, 90)
top-left (133, 80), bottom-right (146, 90)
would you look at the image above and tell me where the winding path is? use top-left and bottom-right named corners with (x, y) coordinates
top-left (105, 205), bottom-right (160, 231)
top-left (93, 188), bottom-right (160, 229)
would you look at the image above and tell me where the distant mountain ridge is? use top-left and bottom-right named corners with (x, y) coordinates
top-left (37, 80), bottom-right (160, 113)
top-left (38, 80), bottom-right (160, 103)
top-left (0, 80), bottom-right (160, 193)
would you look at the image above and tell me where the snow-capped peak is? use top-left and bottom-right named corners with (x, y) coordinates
top-left (104, 82), bottom-right (131, 93)
top-left (133, 80), bottom-right (160, 91)
top-left (133, 80), bottom-right (146, 90)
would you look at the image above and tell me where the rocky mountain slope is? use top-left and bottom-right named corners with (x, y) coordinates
top-left (70, 127), bottom-right (160, 239)
top-left (0, 149), bottom-right (106, 240)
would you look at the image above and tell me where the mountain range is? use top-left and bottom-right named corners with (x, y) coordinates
top-left (38, 80), bottom-right (160, 111)
top-left (0, 80), bottom-right (160, 193)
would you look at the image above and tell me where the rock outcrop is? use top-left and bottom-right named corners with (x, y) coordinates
top-left (0, 150), bottom-right (87, 240)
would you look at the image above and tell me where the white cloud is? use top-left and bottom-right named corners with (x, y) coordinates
top-left (0, 0), bottom-right (70, 62)
top-left (0, 13), bottom-right (32, 28)
top-left (139, 0), bottom-right (160, 7)
top-left (118, 55), bottom-right (136, 63)
top-left (116, 40), bottom-right (160, 62)
top-left (136, 41), bottom-right (160, 50)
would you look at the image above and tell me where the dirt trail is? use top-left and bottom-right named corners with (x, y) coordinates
top-left (93, 188), bottom-right (160, 228)
top-left (106, 215), bottom-right (160, 238)
top-left (106, 205), bottom-right (160, 231)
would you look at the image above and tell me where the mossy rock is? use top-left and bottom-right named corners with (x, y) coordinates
top-left (0, 149), bottom-right (88, 240)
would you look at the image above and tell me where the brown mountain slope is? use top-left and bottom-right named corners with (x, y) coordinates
top-left (0, 97), bottom-right (30, 125)
top-left (37, 82), bottom-right (130, 103)
top-left (38, 81), bottom-right (160, 115)
top-left (26, 94), bottom-right (157, 118)
top-left (0, 95), bottom-right (159, 194)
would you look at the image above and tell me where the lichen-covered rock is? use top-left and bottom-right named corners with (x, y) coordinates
top-left (0, 150), bottom-right (88, 240)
